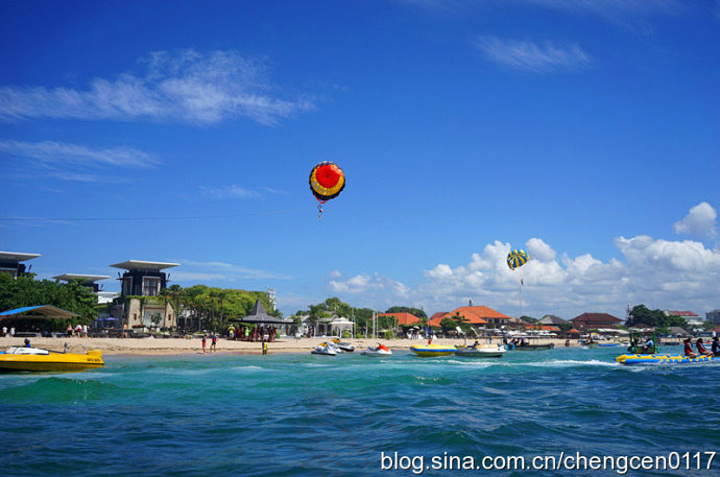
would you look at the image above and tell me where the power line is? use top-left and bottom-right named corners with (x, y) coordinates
top-left (0, 209), bottom-right (306, 223)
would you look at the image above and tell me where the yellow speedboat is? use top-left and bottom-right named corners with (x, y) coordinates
top-left (409, 343), bottom-right (456, 357)
top-left (0, 347), bottom-right (104, 372)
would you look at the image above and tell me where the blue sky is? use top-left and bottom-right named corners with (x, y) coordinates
top-left (1, 0), bottom-right (719, 320)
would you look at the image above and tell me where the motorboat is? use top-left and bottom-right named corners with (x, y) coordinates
top-left (311, 342), bottom-right (338, 356)
top-left (616, 353), bottom-right (720, 365)
top-left (330, 338), bottom-right (355, 352)
top-left (0, 346), bottom-right (104, 372)
top-left (507, 342), bottom-right (555, 351)
top-left (455, 343), bottom-right (506, 358)
top-left (409, 343), bottom-right (456, 357)
top-left (360, 343), bottom-right (392, 357)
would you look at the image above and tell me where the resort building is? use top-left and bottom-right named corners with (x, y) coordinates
top-left (665, 310), bottom-right (703, 327)
top-left (110, 260), bottom-right (180, 331)
top-left (378, 312), bottom-right (423, 327)
top-left (0, 251), bottom-right (41, 279)
top-left (707, 310), bottom-right (720, 326)
top-left (430, 305), bottom-right (512, 331)
top-left (52, 273), bottom-right (117, 304)
top-left (539, 314), bottom-right (568, 327)
top-left (569, 312), bottom-right (622, 330)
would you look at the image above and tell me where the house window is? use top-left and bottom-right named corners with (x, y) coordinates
top-left (143, 277), bottom-right (161, 296)
top-left (122, 277), bottom-right (133, 296)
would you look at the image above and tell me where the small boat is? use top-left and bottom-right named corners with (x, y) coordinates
top-left (455, 344), bottom-right (506, 358)
top-left (330, 338), bottom-right (355, 352)
top-left (311, 342), bottom-right (338, 356)
top-left (360, 343), bottom-right (392, 357)
top-left (0, 346), bottom-right (104, 372)
top-left (616, 354), bottom-right (720, 365)
top-left (409, 343), bottom-right (456, 357)
top-left (507, 343), bottom-right (555, 351)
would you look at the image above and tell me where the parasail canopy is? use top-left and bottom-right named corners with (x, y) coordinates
top-left (506, 249), bottom-right (528, 270)
top-left (309, 162), bottom-right (345, 203)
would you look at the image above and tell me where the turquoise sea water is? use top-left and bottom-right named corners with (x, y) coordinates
top-left (1, 345), bottom-right (719, 477)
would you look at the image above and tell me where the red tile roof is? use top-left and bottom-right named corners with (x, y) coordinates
top-left (667, 310), bottom-right (699, 317)
top-left (429, 306), bottom-right (508, 327)
top-left (378, 312), bottom-right (423, 326)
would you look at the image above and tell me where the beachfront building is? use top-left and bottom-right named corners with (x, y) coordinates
top-left (110, 260), bottom-right (180, 331)
top-left (665, 310), bottom-right (703, 327)
top-left (430, 305), bottom-right (512, 333)
top-left (52, 273), bottom-right (116, 302)
top-left (707, 310), bottom-right (720, 326)
top-left (539, 314), bottom-right (568, 327)
top-left (378, 312), bottom-right (424, 327)
top-left (0, 251), bottom-right (41, 279)
top-left (569, 312), bottom-right (622, 330)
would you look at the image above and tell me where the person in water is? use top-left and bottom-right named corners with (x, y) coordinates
top-left (683, 338), bottom-right (697, 358)
top-left (696, 338), bottom-right (712, 357)
top-left (712, 337), bottom-right (720, 356)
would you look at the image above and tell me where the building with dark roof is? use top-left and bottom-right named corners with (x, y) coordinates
top-left (110, 260), bottom-right (180, 331)
top-left (569, 312), bottom-right (622, 329)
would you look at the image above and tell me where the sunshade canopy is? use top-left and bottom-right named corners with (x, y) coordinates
top-left (239, 299), bottom-right (286, 324)
top-left (0, 305), bottom-right (79, 320)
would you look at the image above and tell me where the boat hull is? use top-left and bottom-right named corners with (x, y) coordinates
top-left (0, 350), bottom-right (104, 372)
top-left (616, 354), bottom-right (720, 365)
top-left (410, 344), bottom-right (456, 357)
top-left (455, 346), bottom-right (505, 358)
top-left (508, 344), bottom-right (555, 351)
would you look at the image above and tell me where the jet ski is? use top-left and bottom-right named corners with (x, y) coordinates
top-left (330, 338), bottom-right (355, 352)
top-left (360, 343), bottom-right (392, 356)
top-left (311, 342), bottom-right (338, 356)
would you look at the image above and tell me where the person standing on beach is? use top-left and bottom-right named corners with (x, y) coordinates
top-left (211, 333), bottom-right (218, 353)
top-left (262, 338), bottom-right (268, 356)
top-left (202, 334), bottom-right (207, 355)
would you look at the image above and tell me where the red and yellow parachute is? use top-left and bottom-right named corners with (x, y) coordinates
top-left (309, 162), bottom-right (345, 219)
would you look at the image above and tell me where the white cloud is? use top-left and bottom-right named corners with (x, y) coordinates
top-left (172, 259), bottom-right (292, 282)
top-left (201, 185), bottom-right (260, 200)
top-left (673, 202), bottom-right (717, 238)
top-left (0, 139), bottom-right (159, 182)
top-left (473, 37), bottom-right (592, 73)
top-left (0, 50), bottom-right (315, 125)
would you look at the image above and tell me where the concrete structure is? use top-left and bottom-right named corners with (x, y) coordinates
top-left (707, 310), bottom-right (720, 326)
top-left (0, 251), bottom-right (41, 278)
top-left (110, 260), bottom-right (180, 331)
top-left (53, 273), bottom-right (117, 306)
top-left (665, 310), bottom-right (703, 327)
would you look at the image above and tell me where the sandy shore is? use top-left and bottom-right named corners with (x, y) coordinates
top-left (0, 335), bottom-right (598, 356)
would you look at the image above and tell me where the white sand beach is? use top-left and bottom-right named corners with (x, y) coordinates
top-left (0, 335), bottom-right (586, 356)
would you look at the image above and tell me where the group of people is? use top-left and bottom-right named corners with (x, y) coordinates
top-left (227, 324), bottom-right (277, 342)
top-left (684, 336), bottom-right (720, 358)
top-left (66, 324), bottom-right (88, 337)
top-left (201, 333), bottom-right (219, 355)
top-left (1, 326), bottom-right (15, 337)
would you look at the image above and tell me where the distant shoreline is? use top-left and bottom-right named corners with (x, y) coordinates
top-left (1, 336), bottom-right (604, 356)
